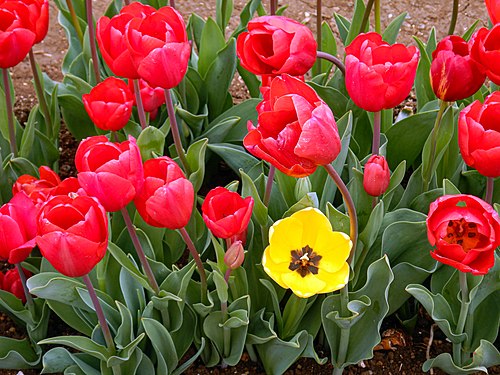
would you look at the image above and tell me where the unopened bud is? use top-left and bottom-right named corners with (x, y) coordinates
top-left (363, 155), bottom-right (391, 197)
top-left (294, 177), bottom-right (312, 200)
top-left (224, 240), bottom-right (244, 270)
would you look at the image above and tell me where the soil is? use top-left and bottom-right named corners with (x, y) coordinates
top-left (2, 1), bottom-right (496, 374)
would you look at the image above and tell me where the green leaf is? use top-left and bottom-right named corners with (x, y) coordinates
top-left (197, 116), bottom-right (238, 144)
top-left (208, 143), bottom-right (259, 174)
top-left (41, 347), bottom-right (100, 375)
top-left (186, 138), bottom-right (208, 192)
top-left (136, 126), bottom-right (165, 161)
top-left (381, 160), bottom-right (406, 209)
top-left (211, 98), bottom-right (259, 142)
top-left (443, 179), bottom-right (461, 195)
top-left (216, 0), bottom-right (233, 30)
top-left (187, 13), bottom-right (205, 52)
top-left (414, 36), bottom-right (435, 111)
top-left (38, 336), bottom-right (109, 361)
top-left (237, 62), bottom-right (261, 98)
top-left (326, 202), bottom-right (350, 233)
top-left (345, 0), bottom-right (367, 45)
top-left (382, 13), bottom-right (407, 44)
top-left (0, 337), bottom-right (40, 369)
top-left (240, 170), bottom-right (268, 226)
top-left (198, 18), bottom-right (226, 78)
top-left (334, 13), bottom-right (351, 45)
top-left (359, 200), bottom-right (384, 250)
top-left (142, 318), bottom-right (179, 374)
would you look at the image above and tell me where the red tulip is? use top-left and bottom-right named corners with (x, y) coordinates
top-left (134, 156), bottom-right (194, 229)
top-left (345, 32), bottom-right (419, 112)
top-left (485, 0), bottom-right (500, 24)
top-left (83, 77), bottom-right (134, 132)
top-left (36, 194), bottom-right (108, 277)
top-left (13, 166), bottom-right (61, 206)
top-left (430, 35), bottom-right (485, 102)
top-left (244, 74), bottom-right (341, 177)
top-left (427, 194), bottom-right (500, 275)
top-left (128, 78), bottom-right (165, 113)
top-left (0, 268), bottom-right (32, 302)
top-left (363, 155), bottom-right (391, 197)
top-left (458, 91), bottom-right (500, 177)
top-left (50, 177), bottom-right (85, 197)
top-left (0, 1), bottom-right (36, 68)
top-left (0, 192), bottom-right (37, 264)
top-left (202, 187), bottom-right (254, 240)
top-left (470, 25), bottom-right (500, 85)
top-left (126, 6), bottom-right (191, 89)
top-left (75, 135), bottom-right (144, 212)
top-left (237, 16), bottom-right (317, 78)
top-left (96, 2), bottom-right (155, 78)
top-left (17, 0), bottom-right (48, 43)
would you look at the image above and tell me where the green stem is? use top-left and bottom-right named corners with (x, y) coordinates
top-left (120, 208), bottom-right (160, 294)
top-left (359, 0), bottom-right (375, 34)
top-left (28, 49), bottom-right (53, 136)
top-left (333, 284), bottom-right (350, 375)
top-left (485, 177), bottom-right (494, 205)
top-left (179, 227), bottom-right (207, 303)
top-left (2, 68), bottom-right (17, 156)
top-left (264, 165), bottom-right (275, 206)
top-left (374, 0), bottom-right (381, 33)
top-left (66, 0), bottom-right (83, 44)
top-left (245, 344), bottom-right (258, 362)
top-left (372, 111), bottom-right (381, 155)
top-left (448, 0), bottom-right (459, 35)
top-left (15, 263), bottom-right (34, 308)
top-left (423, 100), bottom-right (448, 191)
top-left (164, 89), bottom-right (191, 175)
top-left (316, 51), bottom-right (346, 76)
top-left (85, 0), bottom-right (100, 84)
top-left (453, 272), bottom-right (469, 367)
top-left (323, 164), bottom-right (358, 265)
top-left (221, 299), bottom-right (231, 359)
top-left (133, 80), bottom-right (148, 130)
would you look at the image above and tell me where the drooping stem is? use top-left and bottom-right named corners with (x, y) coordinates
top-left (264, 165), bottom-right (276, 206)
top-left (2, 68), bottom-right (17, 156)
top-left (453, 271), bottom-right (469, 367)
top-left (65, 0), bottom-right (83, 43)
top-left (270, 0), bottom-right (276, 15)
top-left (82, 274), bottom-right (116, 353)
top-left (423, 100), bottom-right (448, 191)
top-left (448, 0), bottom-right (459, 35)
top-left (15, 263), bottom-right (34, 308)
top-left (179, 227), bottom-right (207, 303)
top-left (333, 284), bottom-right (350, 375)
top-left (86, 0), bottom-right (101, 84)
top-left (120, 208), bottom-right (160, 294)
top-left (374, 0), bottom-right (381, 34)
top-left (133, 79), bottom-right (147, 130)
top-left (372, 111), bottom-right (381, 156)
top-left (164, 89), bottom-right (191, 175)
top-left (29, 50), bottom-right (53, 136)
top-left (323, 164), bottom-right (358, 265)
top-left (316, 51), bottom-right (346, 76)
top-left (485, 177), bottom-right (494, 205)
top-left (359, 0), bottom-right (375, 34)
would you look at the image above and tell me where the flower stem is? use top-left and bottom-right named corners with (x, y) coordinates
top-left (359, 0), bottom-right (375, 34)
top-left (448, 0), bottom-right (459, 35)
top-left (120, 208), bottom-right (160, 294)
top-left (374, 0), bottom-right (381, 34)
top-left (82, 274), bottom-right (116, 353)
top-left (123, 0), bottom-right (129, 5)
top-left (221, 299), bottom-right (230, 358)
top-left (179, 227), bottom-right (207, 303)
top-left (453, 271), bottom-right (469, 367)
top-left (133, 79), bottom-right (147, 130)
top-left (485, 177), bottom-right (494, 205)
top-left (372, 111), bottom-right (381, 156)
top-left (270, 0), bottom-right (276, 15)
top-left (66, 0), bottom-right (83, 44)
top-left (317, 0), bottom-right (322, 54)
top-left (15, 263), bottom-right (34, 308)
top-left (28, 49), bottom-right (53, 136)
top-left (164, 89), bottom-right (191, 175)
top-left (333, 284), bottom-right (350, 375)
top-left (323, 164), bottom-right (358, 265)
top-left (264, 165), bottom-right (275, 206)
top-left (316, 51), bottom-right (346, 76)
top-left (2, 68), bottom-right (17, 156)
top-left (170, 0), bottom-right (175, 7)
top-left (423, 100), bottom-right (448, 191)
top-left (85, 0), bottom-right (101, 84)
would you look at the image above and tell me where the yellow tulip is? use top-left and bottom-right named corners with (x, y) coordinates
top-left (262, 207), bottom-right (351, 298)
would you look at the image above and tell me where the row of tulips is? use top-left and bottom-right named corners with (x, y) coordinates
top-left (0, 0), bottom-right (499, 374)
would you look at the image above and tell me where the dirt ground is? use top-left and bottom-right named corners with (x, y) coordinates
top-left (3, 1), bottom-right (496, 375)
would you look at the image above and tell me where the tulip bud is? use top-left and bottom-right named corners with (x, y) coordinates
top-left (294, 177), bottom-right (312, 200)
top-left (363, 155), bottom-right (391, 197)
top-left (224, 241), bottom-right (244, 270)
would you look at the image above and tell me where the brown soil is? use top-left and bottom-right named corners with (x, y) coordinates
top-left (2, 1), bottom-right (495, 375)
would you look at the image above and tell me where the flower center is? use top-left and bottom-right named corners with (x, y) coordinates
top-left (443, 218), bottom-right (481, 252)
top-left (288, 245), bottom-right (322, 277)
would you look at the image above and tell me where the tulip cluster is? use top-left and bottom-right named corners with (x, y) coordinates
top-left (0, 267), bottom-right (32, 303)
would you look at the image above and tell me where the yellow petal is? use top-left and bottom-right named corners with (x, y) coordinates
top-left (262, 246), bottom-right (289, 289)
top-left (315, 231), bottom-right (352, 273)
top-left (268, 216), bottom-right (303, 264)
top-left (281, 271), bottom-right (327, 298)
top-left (316, 263), bottom-right (350, 294)
top-left (290, 207), bottom-right (332, 249)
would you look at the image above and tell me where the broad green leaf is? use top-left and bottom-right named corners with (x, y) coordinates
top-left (198, 18), bottom-right (227, 78)
top-left (137, 126), bottom-right (165, 161)
top-left (208, 143), bottom-right (259, 174)
top-left (0, 337), bottom-right (40, 369)
top-left (382, 13), bottom-right (407, 44)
